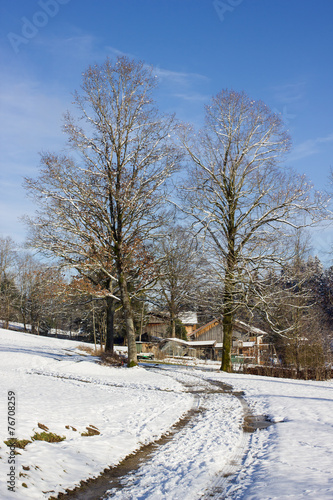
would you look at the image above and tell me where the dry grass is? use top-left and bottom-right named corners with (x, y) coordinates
top-left (81, 426), bottom-right (100, 437)
top-left (99, 351), bottom-right (127, 366)
top-left (77, 344), bottom-right (103, 356)
top-left (78, 344), bottom-right (127, 366)
top-left (4, 438), bottom-right (31, 449)
top-left (31, 431), bottom-right (66, 443)
top-left (38, 422), bottom-right (49, 431)
top-left (65, 425), bottom-right (77, 431)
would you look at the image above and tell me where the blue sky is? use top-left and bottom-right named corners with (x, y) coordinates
top-left (1, 0), bottom-right (333, 261)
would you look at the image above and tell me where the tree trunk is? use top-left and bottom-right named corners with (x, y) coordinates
top-left (92, 306), bottom-right (97, 352)
top-left (5, 294), bottom-right (10, 329)
top-left (118, 270), bottom-right (137, 366)
top-left (22, 311), bottom-right (27, 332)
top-left (170, 310), bottom-right (176, 338)
top-left (220, 214), bottom-right (236, 372)
top-left (221, 307), bottom-right (233, 372)
top-left (139, 302), bottom-right (144, 342)
top-left (105, 296), bottom-right (115, 353)
top-left (221, 250), bottom-right (235, 372)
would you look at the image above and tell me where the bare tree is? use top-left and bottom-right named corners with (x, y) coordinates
top-left (153, 226), bottom-right (203, 337)
top-left (178, 90), bottom-right (323, 372)
top-left (260, 231), bottom-right (325, 374)
top-left (0, 236), bottom-right (18, 328)
top-left (15, 255), bottom-right (66, 335)
top-left (23, 57), bottom-right (180, 366)
top-left (16, 252), bottom-right (38, 331)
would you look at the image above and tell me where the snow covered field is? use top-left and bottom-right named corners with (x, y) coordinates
top-left (0, 328), bottom-right (333, 499)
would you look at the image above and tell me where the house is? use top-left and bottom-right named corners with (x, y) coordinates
top-left (189, 318), bottom-right (223, 342)
top-left (232, 335), bottom-right (273, 365)
top-left (190, 317), bottom-right (272, 365)
top-left (143, 311), bottom-right (198, 339)
top-left (142, 311), bottom-right (273, 365)
top-left (178, 312), bottom-right (198, 335)
top-left (143, 312), bottom-right (169, 338)
top-left (159, 337), bottom-right (216, 359)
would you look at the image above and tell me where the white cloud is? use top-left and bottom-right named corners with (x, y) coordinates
top-left (271, 81), bottom-right (307, 104)
top-left (173, 92), bottom-right (210, 102)
top-left (0, 69), bottom-right (71, 242)
top-left (0, 78), bottom-right (69, 171)
top-left (289, 132), bottom-right (333, 161)
top-left (154, 67), bottom-right (209, 86)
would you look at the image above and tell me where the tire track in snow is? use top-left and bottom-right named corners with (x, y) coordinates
top-left (146, 366), bottom-right (272, 500)
top-left (56, 365), bottom-right (268, 500)
top-left (54, 371), bottom-right (202, 500)
top-left (101, 366), bottom-right (245, 500)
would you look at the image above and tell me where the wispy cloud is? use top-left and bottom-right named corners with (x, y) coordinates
top-left (271, 81), bottom-right (307, 104)
top-left (36, 32), bottom-right (98, 62)
top-left (0, 78), bottom-right (69, 171)
top-left (153, 67), bottom-right (209, 86)
top-left (104, 44), bottom-right (210, 89)
top-left (290, 132), bottom-right (333, 161)
top-left (173, 92), bottom-right (210, 102)
top-left (0, 70), bottom-right (70, 240)
top-left (103, 46), bottom-right (210, 102)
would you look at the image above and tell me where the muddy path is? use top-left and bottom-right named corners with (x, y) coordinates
top-left (55, 365), bottom-right (272, 500)
top-left (55, 393), bottom-right (201, 500)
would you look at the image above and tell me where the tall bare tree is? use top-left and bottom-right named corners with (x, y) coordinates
top-left (0, 236), bottom-right (18, 328)
top-left (260, 231), bottom-right (324, 373)
top-left (179, 90), bottom-right (323, 372)
top-left (24, 57), bottom-right (180, 366)
top-left (153, 226), bottom-right (203, 337)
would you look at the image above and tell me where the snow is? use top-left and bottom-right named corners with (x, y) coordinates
top-left (104, 367), bottom-right (245, 500)
top-left (1, 328), bottom-right (333, 499)
top-left (0, 329), bottom-right (192, 499)
top-left (178, 311), bottom-right (198, 325)
top-left (162, 337), bottom-right (216, 347)
top-left (211, 371), bottom-right (333, 499)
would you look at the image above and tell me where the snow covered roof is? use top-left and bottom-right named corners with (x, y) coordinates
top-left (234, 320), bottom-right (268, 336)
top-left (192, 318), bottom-right (268, 341)
top-left (178, 312), bottom-right (198, 325)
top-left (163, 337), bottom-right (188, 345)
top-left (188, 340), bottom-right (216, 347)
top-left (162, 338), bottom-right (216, 348)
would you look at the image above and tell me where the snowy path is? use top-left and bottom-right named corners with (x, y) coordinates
top-left (102, 365), bottom-right (333, 500)
top-left (103, 366), bottom-right (246, 499)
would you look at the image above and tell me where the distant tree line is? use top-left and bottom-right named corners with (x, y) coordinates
top-left (1, 228), bottom-right (333, 372)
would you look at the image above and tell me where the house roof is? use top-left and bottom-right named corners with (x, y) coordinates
top-left (192, 317), bottom-right (268, 339)
top-left (161, 338), bottom-right (216, 348)
top-left (191, 318), bottom-right (220, 338)
top-left (234, 320), bottom-right (268, 336)
top-left (178, 312), bottom-right (198, 325)
top-left (146, 311), bottom-right (198, 325)
top-left (189, 340), bottom-right (216, 347)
